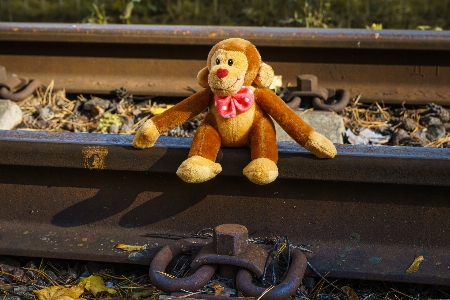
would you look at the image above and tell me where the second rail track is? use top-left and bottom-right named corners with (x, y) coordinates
top-left (0, 23), bottom-right (450, 105)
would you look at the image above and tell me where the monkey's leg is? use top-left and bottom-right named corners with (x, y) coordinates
top-left (176, 116), bottom-right (222, 183)
top-left (243, 112), bottom-right (279, 185)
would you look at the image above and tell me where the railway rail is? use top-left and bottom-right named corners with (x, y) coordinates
top-left (0, 23), bottom-right (450, 104)
top-left (0, 24), bottom-right (450, 289)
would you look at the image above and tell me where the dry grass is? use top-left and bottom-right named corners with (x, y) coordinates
top-left (339, 96), bottom-right (450, 148)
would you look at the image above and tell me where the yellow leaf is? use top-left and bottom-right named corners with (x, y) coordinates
top-left (406, 255), bottom-right (424, 273)
top-left (341, 286), bottom-right (358, 300)
top-left (79, 275), bottom-right (116, 296)
top-left (34, 285), bottom-right (85, 300)
top-left (371, 23), bottom-right (383, 30)
top-left (116, 243), bottom-right (146, 252)
top-left (150, 105), bottom-right (173, 115)
top-left (417, 25), bottom-right (431, 31)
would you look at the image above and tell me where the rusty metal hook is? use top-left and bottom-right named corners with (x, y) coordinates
top-left (0, 66), bottom-right (41, 101)
top-left (236, 248), bottom-right (307, 300)
top-left (312, 88), bottom-right (350, 112)
top-left (284, 74), bottom-right (350, 113)
top-left (149, 224), bottom-right (307, 299)
top-left (149, 238), bottom-right (216, 293)
top-left (0, 80), bottom-right (42, 101)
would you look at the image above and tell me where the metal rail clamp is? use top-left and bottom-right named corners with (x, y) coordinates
top-left (284, 74), bottom-right (350, 112)
top-left (149, 224), bottom-right (307, 300)
top-left (0, 66), bottom-right (41, 101)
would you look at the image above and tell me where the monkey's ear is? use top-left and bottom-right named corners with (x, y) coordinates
top-left (253, 62), bottom-right (274, 88)
top-left (197, 67), bottom-right (210, 88)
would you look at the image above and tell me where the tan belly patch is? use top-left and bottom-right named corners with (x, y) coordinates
top-left (211, 104), bottom-right (255, 147)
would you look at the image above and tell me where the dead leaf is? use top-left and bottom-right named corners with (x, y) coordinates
top-left (116, 243), bottom-right (146, 252)
top-left (33, 285), bottom-right (84, 300)
top-left (406, 255), bottom-right (424, 273)
top-left (211, 282), bottom-right (224, 296)
top-left (91, 105), bottom-right (104, 117)
top-left (341, 286), bottom-right (358, 300)
top-left (131, 287), bottom-right (157, 299)
top-left (79, 275), bottom-right (116, 296)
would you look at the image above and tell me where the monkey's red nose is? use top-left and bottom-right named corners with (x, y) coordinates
top-left (216, 68), bottom-right (229, 79)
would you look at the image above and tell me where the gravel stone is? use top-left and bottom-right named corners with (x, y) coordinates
top-left (427, 103), bottom-right (450, 122)
top-left (132, 108), bottom-right (142, 116)
top-left (84, 99), bottom-right (111, 111)
top-left (426, 125), bottom-right (446, 141)
top-left (0, 100), bottom-right (23, 130)
top-left (108, 123), bottom-right (119, 134)
top-left (38, 105), bottom-right (53, 119)
top-left (400, 118), bottom-right (416, 131)
top-left (443, 122), bottom-right (450, 132)
top-left (35, 119), bottom-right (49, 129)
top-left (389, 128), bottom-right (409, 145)
top-left (420, 116), bottom-right (441, 126)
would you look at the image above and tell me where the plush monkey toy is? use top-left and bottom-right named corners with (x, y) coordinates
top-left (133, 38), bottom-right (336, 185)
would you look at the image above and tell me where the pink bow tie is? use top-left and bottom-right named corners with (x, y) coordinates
top-left (215, 86), bottom-right (255, 118)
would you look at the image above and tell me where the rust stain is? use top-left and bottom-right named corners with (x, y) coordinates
top-left (82, 146), bottom-right (108, 169)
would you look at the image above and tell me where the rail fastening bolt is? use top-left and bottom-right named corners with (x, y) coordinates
top-left (213, 224), bottom-right (248, 256)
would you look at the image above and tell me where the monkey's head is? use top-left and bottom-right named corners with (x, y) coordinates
top-left (197, 38), bottom-right (274, 96)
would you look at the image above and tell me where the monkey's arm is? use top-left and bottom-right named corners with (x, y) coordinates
top-left (254, 87), bottom-right (336, 158)
top-left (133, 88), bottom-right (213, 149)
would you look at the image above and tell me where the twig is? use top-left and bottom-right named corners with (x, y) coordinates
top-left (43, 80), bottom-right (55, 106)
top-left (306, 262), bottom-right (348, 298)
top-left (256, 285), bottom-right (274, 300)
top-left (353, 93), bottom-right (362, 105)
top-left (390, 288), bottom-right (419, 300)
top-left (177, 289), bottom-right (204, 298)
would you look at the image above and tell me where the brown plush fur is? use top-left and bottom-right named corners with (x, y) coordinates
top-left (133, 38), bottom-right (336, 185)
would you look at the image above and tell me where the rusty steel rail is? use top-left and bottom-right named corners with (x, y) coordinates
top-left (0, 23), bottom-right (449, 104)
top-left (0, 130), bottom-right (449, 285)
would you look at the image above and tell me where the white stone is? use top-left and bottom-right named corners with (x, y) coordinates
top-left (0, 100), bottom-right (23, 130)
top-left (274, 110), bottom-right (345, 144)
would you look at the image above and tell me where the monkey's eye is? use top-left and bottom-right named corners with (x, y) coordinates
top-left (228, 59), bottom-right (234, 66)
top-left (216, 58), bottom-right (220, 65)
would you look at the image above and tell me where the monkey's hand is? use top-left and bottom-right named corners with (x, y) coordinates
top-left (133, 119), bottom-right (160, 149)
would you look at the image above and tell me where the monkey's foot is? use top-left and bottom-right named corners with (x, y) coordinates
top-left (176, 155), bottom-right (222, 183)
top-left (304, 131), bottom-right (337, 158)
top-left (133, 119), bottom-right (160, 149)
top-left (243, 158), bottom-right (278, 185)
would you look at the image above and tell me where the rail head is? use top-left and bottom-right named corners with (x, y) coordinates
top-left (1, 23), bottom-right (450, 50)
top-left (1, 130), bottom-right (450, 187)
